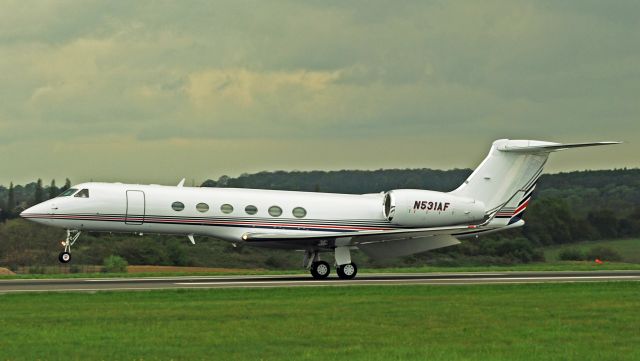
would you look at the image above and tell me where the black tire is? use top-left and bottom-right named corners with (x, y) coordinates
top-left (310, 261), bottom-right (330, 279)
top-left (336, 263), bottom-right (357, 280)
top-left (58, 252), bottom-right (71, 263)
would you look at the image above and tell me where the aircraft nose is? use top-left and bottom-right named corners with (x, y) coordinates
top-left (20, 205), bottom-right (36, 218)
top-left (20, 202), bottom-right (48, 218)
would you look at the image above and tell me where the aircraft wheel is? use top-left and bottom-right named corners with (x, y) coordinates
top-left (310, 261), bottom-right (330, 279)
top-left (336, 263), bottom-right (357, 280)
top-left (58, 252), bottom-right (71, 263)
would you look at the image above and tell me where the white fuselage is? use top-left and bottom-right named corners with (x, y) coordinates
top-left (21, 182), bottom-right (401, 243)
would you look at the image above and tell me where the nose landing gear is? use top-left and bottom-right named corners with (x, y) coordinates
top-left (59, 230), bottom-right (81, 263)
top-left (59, 252), bottom-right (71, 263)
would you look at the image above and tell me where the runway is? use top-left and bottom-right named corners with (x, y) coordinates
top-left (1, 270), bottom-right (639, 293)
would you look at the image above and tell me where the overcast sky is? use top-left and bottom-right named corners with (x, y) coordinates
top-left (0, 1), bottom-right (637, 187)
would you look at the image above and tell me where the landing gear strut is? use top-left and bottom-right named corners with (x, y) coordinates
top-left (59, 230), bottom-right (81, 264)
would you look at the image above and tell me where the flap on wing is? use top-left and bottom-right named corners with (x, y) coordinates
top-left (358, 234), bottom-right (460, 260)
top-left (241, 224), bottom-right (475, 243)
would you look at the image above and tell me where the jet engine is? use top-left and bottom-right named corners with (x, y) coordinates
top-left (383, 189), bottom-right (486, 227)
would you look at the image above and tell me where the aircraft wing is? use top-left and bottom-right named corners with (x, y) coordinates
top-left (241, 225), bottom-right (480, 258)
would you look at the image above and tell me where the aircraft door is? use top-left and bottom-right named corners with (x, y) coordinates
top-left (125, 190), bottom-right (145, 225)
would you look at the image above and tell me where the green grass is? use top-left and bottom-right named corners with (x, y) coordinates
top-left (0, 283), bottom-right (639, 360)
top-left (544, 238), bottom-right (640, 262)
top-left (3, 261), bottom-right (640, 280)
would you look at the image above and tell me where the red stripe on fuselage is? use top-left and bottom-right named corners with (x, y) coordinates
top-left (22, 214), bottom-right (393, 231)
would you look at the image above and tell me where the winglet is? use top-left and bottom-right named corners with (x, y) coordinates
top-left (177, 178), bottom-right (186, 187)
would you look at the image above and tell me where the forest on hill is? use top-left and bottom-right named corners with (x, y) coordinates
top-left (0, 168), bottom-right (639, 270)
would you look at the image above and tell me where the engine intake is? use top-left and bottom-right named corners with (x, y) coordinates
top-left (383, 189), bottom-right (486, 227)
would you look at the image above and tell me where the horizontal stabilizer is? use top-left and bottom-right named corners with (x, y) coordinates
top-left (498, 140), bottom-right (621, 153)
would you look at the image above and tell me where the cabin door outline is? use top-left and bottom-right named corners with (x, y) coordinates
top-left (125, 190), bottom-right (145, 225)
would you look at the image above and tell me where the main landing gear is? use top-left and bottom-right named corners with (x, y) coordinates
top-left (310, 260), bottom-right (331, 279)
top-left (304, 250), bottom-right (330, 279)
top-left (334, 246), bottom-right (357, 280)
top-left (336, 263), bottom-right (358, 279)
top-left (303, 247), bottom-right (358, 280)
top-left (59, 230), bottom-right (81, 264)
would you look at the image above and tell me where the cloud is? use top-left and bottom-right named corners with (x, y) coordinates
top-left (0, 1), bottom-right (638, 185)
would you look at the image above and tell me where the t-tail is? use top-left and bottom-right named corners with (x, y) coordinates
top-left (450, 139), bottom-right (621, 228)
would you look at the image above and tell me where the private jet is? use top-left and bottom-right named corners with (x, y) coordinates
top-left (21, 139), bottom-right (619, 279)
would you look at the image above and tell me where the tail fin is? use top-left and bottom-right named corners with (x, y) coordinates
top-left (450, 139), bottom-right (620, 216)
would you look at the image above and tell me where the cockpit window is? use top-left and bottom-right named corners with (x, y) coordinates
top-left (58, 188), bottom-right (78, 197)
top-left (74, 189), bottom-right (90, 198)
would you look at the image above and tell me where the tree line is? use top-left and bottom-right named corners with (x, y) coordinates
top-left (201, 168), bottom-right (640, 248)
top-left (0, 179), bottom-right (71, 221)
top-left (1, 168), bottom-right (638, 268)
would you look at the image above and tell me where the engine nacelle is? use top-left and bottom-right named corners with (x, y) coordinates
top-left (383, 189), bottom-right (486, 227)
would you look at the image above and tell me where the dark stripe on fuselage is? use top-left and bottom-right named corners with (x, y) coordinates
top-left (27, 212), bottom-right (396, 227)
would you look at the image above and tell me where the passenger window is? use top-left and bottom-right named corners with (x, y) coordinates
top-left (172, 202), bottom-right (185, 211)
top-left (58, 188), bottom-right (78, 197)
top-left (245, 205), bottom-right (258, 215)
top-left (220, 204), bottom-right (234, 214)
top-left (292, 207), bottom-right (307, 218)
top-left (268, 206), bottom-right (282, 217)
top-left (196, 203), bottom-right (209, 213)
top-left (74, 189), bottom-right (90, 198)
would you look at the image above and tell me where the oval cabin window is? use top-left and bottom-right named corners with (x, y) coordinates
top-left (292, 207), bottom-right (307, 218)
top-left (220, 204), bottom-right (234, 214)
top-left (268, 206), bottom-right (282, 217)
top-left (172, 202), bottom-right (185, 211)
top-left (245, 205), bottom-right (258, 215)
top-left (196, 203), bottom-right (209, 213)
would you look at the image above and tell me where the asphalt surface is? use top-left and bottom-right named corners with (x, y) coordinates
top-left (1, 270), bottom-right (639, 293)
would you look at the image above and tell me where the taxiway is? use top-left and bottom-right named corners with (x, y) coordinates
top-left (1, 270), bottom-right (639, 293)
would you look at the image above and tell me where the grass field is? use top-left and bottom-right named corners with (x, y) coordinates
top-left (0, 282), bottom-right (639, 360)
top-left (544, 238), bottom-right (640, 262)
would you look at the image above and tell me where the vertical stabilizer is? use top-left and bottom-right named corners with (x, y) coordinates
top-left (450, 139), bottom-right (620, 215)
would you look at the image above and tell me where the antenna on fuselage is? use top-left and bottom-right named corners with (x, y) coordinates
top-left (177, 178), bottom-right (186, 187)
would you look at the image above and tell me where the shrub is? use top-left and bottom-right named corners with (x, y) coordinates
top-left (69, 264), bottom-right (82, 273)
top-left (28, 265), bottom-right (46, 274)
top-left (474, 237), bottom-right (545, 264)
top-left (103, 255), bottom-right (128, 273)
top-left (264, 255), bottom-right (290, 269)
top-left (586, 246), bottom-right (622, 262)
top-left (558, 248), bottom-right (585, 261)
